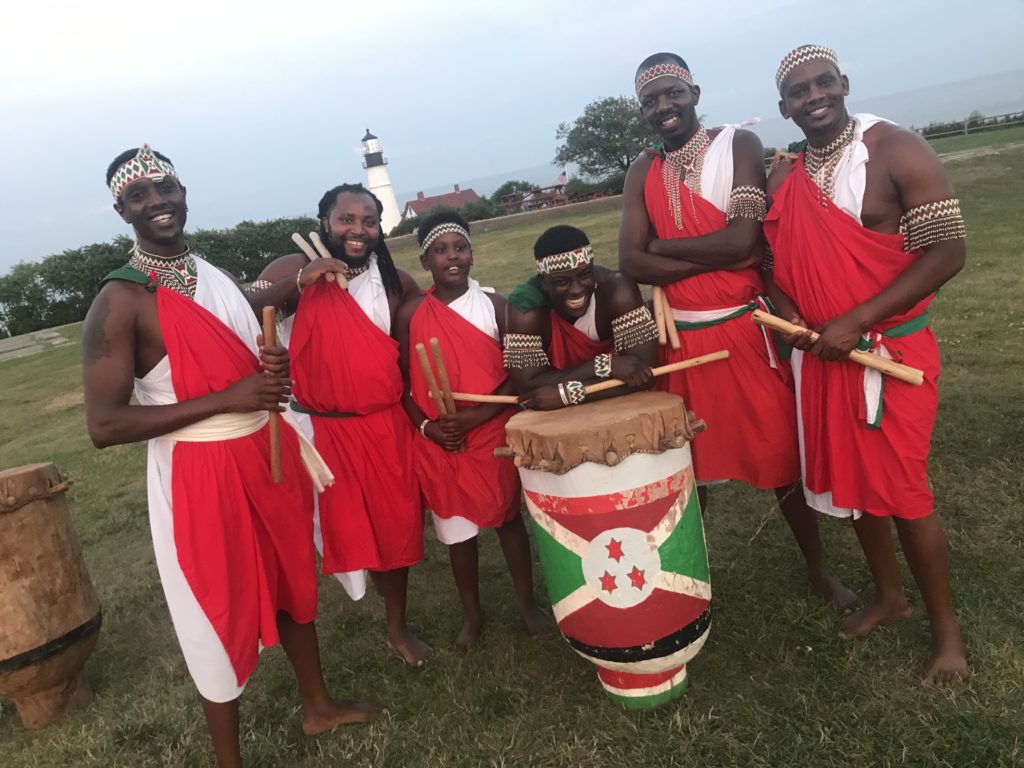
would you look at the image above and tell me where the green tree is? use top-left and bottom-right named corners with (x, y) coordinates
top-left (554, 96), bottom-right (655, 178)
top-left (461, 197), bottom-right (500, 222)
top-left (490, 180), bottom-right (536, 203)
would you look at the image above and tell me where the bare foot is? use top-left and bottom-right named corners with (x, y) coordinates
top-left (839, 595), bottom-right (912, 640)
top-left (386, 631), bottom-right (433, 668)
top-left (302, 701), bottom-right (383, 736)
top-left (455, 614), bottom-right (484, 653)
top-left (519, 605), bottom-right (555, 636)
top-left (923, 634), bottom-right (970, 686)
top-left (810, 572), bottom-right (861, 614)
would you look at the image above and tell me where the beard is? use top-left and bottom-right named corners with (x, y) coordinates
top-left (321, 226), bottom-right (374, 267)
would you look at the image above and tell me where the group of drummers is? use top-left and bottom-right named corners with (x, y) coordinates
top-left (82, 45), bottom-right (969, 767)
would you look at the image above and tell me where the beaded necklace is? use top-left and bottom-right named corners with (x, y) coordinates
top-left (128, 244), bottom-right (198, 299)
top-left (343, 262), bottom-right (370, 280)
top-left (662, 125), bottom-right (710, 231)
top-left (804, 116), bottom-right (856, 202)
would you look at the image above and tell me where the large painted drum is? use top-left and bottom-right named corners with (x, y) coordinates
top-left (0, 463), bottom-right (101, 729)
top-left (505, 391), bottom-right (710, 709)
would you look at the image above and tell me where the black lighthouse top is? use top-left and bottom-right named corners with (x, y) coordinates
top-left (361, 128), bottom-right (386, 168)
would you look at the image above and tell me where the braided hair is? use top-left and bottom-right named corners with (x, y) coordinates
top-left (316, 183), bottom-right (402, 297)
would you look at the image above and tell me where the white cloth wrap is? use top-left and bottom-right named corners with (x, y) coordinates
top-left (829, 113), bottom-right (896, 223)
top-left (430, 279), bottom-right (500, 544)
top-left (574, 294), bottom-right (600, 341)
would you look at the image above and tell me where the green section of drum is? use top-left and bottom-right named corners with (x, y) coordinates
top-left (519, 444), bottom-right (710, 709)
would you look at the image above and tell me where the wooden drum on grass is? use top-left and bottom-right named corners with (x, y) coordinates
top-left (505, 391), bottom-right (710, 709)
top-left (0, 463), bottom-right (101, 729)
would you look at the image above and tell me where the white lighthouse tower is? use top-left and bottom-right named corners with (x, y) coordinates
top-left (361, 129), bottom-right (402, 235)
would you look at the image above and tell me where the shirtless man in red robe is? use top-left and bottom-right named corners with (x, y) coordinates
top-left (82, 147), bottom-right (378, 768)
top-left (619, 52), bottom-right (855, 612)
top-left (505, 224), bottom-right (657, 410)
top-left (765, 45), bottom-right (968, 684)
top-left (252, 184), bottom-right (431, 667)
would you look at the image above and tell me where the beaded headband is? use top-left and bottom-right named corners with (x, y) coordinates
top-left (421, 222), bottom-right (471, 254)
top-left (109, 144), bottom-right (179, 200)
top-left (635, 63), bottom-right (694, 99)
top-left (775, 45), bottom-right (839, 92)
top-left (536, 244), bottom-right (594, 275)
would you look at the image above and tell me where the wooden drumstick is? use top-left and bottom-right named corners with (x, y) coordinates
top-left (308, 232), bottom-right (347, 288)
top-left (415, 343), bottom-right (448, 416)
top-left (651, 286), bottom-right (667, 345)
top-left (262, 306), bottom-right (283, 484)
top-left (447, 349), bottom-right (731, 404)
top-left (289, 232), bottom-right (340, 288)
top-left (750, 310), bottom-right (924, 386)
top-left (584, 349), bottom-right (729, 395)
top-left (661, 290), bottom-right (681, 351)
top-left (429, 338), bottom-right (457, 415)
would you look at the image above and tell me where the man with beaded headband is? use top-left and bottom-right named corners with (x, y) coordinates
top-left (765, 45), bottom-right (968, 684)
top-left (251, 183), bottom-right (431, 667)
top-left (392, 210), bottom-right (551, 651)
top-left (619, 53), bottom-right (855, 613)
top-left (83, 147), bottom-right (380, 768)
top-left (505, 225), bottom-right (657, 410)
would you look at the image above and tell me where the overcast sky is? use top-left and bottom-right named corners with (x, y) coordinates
top-left (2, 0), bottom-right (1022, 273)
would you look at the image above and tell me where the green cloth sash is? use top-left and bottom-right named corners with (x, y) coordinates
top-left (289, 400), bottom-right (356, 419)
top-left (100, 264), bottom-right (156, 291)
top-left (673, 302), bottom-right (758, 331)
top-left (507, 275), bottom-right (549, 313)
top-left (855, 311), bottom-right (930, 352)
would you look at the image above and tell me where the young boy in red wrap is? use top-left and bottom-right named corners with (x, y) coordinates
top-left (619, 52), bottom-right (855, 612)
top-left (765, 45), bottom-right (968, 684)
top-left (393, 211), bottom-right (550, 650)
top-left (83, 147), bottom-right (379, 768)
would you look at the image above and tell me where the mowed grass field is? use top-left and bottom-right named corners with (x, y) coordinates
top-left (2, 143), bottom-right (1023, 767)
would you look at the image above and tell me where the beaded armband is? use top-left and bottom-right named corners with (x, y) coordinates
top-left (594, 353), bottom-right (612, 378)
top-left (560, 380), bottom-right (586, 405)
top-left (503, 333), bottom-right (551, 370)
top-left (898, 198), bottom-right (966, 252)
top-left (726, 185), bottom-right (767, 223)
top-left (245, 278), bottom-right (274, 295)
top-left (611, 306), bottom-right (659, 352)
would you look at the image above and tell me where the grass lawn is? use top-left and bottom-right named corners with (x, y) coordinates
top-left (1, 146), bottom-right (1022, 767)
top-left (929, 124), bottom-right (1024, 154)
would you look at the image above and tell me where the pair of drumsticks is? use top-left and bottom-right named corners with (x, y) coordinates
top-left (260, 232), bottom-right (354, 483)
top-left (651, 286), bottom-right (680, 350)
top-left (416, 338), bottom-right (465, 451)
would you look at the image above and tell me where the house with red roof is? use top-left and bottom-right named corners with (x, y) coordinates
top-left (401, 184), bottom-right (480, 220)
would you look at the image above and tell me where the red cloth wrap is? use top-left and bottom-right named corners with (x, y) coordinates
top-left (289, 281), bottom-right (423, 571)
top-left (548, 309), bottom-right (613, 370)
top-left (763, 162), bottom-right (938, 518)
top-left (157, 286), bottom-right (317, 687)
top-left (409, 293), bottom-right (519, 527)
top-left (644, 154), bottom-right (799, 487)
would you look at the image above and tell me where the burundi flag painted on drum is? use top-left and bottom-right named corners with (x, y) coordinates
top-left (518, 435), bottom-right (711, 709)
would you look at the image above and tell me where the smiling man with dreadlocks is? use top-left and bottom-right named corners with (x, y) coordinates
top-left (765, 45), bottom-right (967, 684)
top-left (252, 183), bottom-right (431, 666)
top-left (618, 52), bottom-right (856, 614)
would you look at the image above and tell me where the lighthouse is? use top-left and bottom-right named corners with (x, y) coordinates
top-left (361, 129), bottom-right (402, 235)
